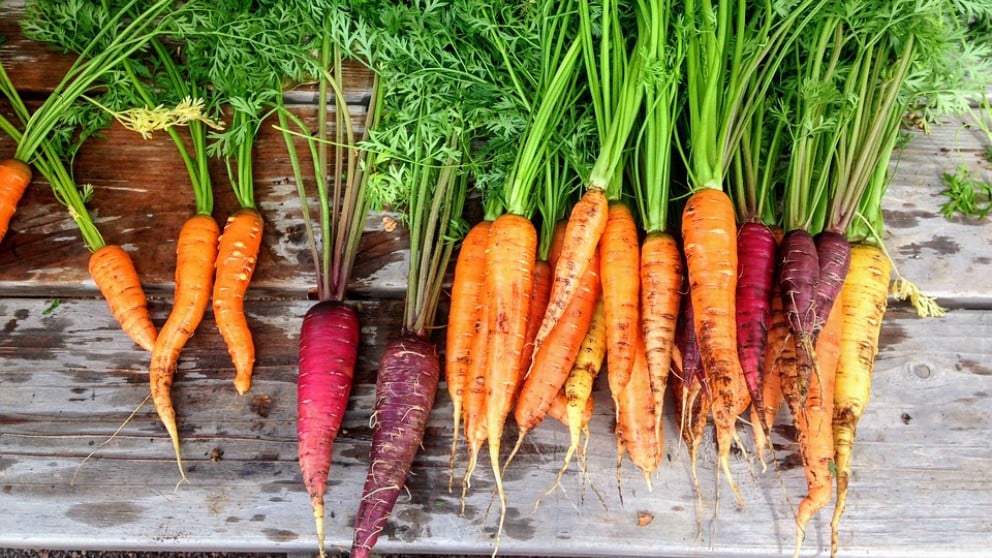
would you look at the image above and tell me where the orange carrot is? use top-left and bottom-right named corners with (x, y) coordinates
top-left (445, 220), bottom-right (490, 489)
top-left (640, 231), bottom-right (683, 444)
top-left (509, 249), bottom-right (600, 459)
top-left (615, 330), bottom-right (660, 489)
top-left (150, 214), bottom-right (220, 481)
top-left (753, 281), bottom-right (791, 467)
top-left (482, 212), bottom-right (536, 536)
top-left (459, 276), bottom-right (490, 508)
top-left (88, 244), bottom-right (157, 352)
top-left (601, 202), bottom-right (640, 399)
top-left (0, 159), bottom-right (32, 242)
top-left (213, 208), bottom-right (265, 395)
top-left (535, 188), bottom-right (608, 351)
top-left (680, 188), bottom-right (748, 503)
top-left (521, 258), bottom-right (553, 376)
top-left (794, 288), bottom-right (842, 557)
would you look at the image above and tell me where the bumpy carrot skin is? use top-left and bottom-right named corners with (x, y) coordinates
top-left (830, 243), bottom-right (891, 557)
top-left (681, 188), bottom-right (747, 501)
top-left (351, 334), bottom-right (439, 558)
top-left (213, 208), bottom-right (265, 395)
top-left (736, 222), bottom-right (777, 417)
top-left (813, 230), bottom-right (851, 334)
top-left (615, 331), bottom-right (659, 489)
top-left (297, 300), bottom-right (360, 558)
top-left (482, 213), bottom-right (536, 538)
top-left (521, 259), bottom-right (553, 377)
top-left (445, 220), bottom-right (490, 487)
top-left (150, 213), bottom-right (220, 480)
top-left (460, 289), bottom-right (490, 503)
top-left (754, 281), bottom-right (791, 467)
top-left (535, 188), bottom-right (608, 351)
top-left (794, 288), bottom-right (842, 557)
top-left (601, 201), bottom-right (640, 398)
top-left (0, 159), bottom-right (32, 242)
top-left (88, 244), bottom-right (157, 352)
top-left (640, 231), bottom-right (682, 442)
top-left (514, 250), bottom-right (600, 434)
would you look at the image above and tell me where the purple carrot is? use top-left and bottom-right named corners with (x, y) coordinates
top-left (778, 229), bottom-right (820, 405)
top-left (351, 333), bottom-right (440, 558)
top-left (735, 222), bottom-right (777, 416)
top-left (297, 300), bottom-right (360, 558)
top-left (812, 230), bottom-right (851, 333)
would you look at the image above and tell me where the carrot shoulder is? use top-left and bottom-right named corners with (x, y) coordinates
top-left (150, 213), bottom-right (220, 480)
top-left (213, 207), bottom-right (265, 395)
top-left (88, 244), bottom-right (158, 352)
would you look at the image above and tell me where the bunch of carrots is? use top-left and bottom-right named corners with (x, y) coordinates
top-left (3, 1), bottom-right (989, 557)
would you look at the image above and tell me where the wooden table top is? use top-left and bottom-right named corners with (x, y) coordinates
top-left (2, 2), bottom-right (991, 557)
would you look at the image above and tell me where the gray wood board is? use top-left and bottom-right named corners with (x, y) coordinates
top-left (2, 298), bottom-right (990, 557)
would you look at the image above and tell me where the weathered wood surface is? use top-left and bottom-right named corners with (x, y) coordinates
top-left (2, 2), bottom-right (992, 557)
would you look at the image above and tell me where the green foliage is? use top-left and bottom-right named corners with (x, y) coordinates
top-left (940, 164), bottom-right (992, 219)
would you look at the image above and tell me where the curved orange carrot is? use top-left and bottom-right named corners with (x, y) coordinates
top-left (445, 220), bottom-right (490, 489)
top-left (483, 212), bottom-right (536, 542)
top-left (459, 284), bottom-right (490, 508)
top-left (681, 188), bottom-right (747, 503)
top-left (535, 188), bottom-right (608, 351)
top-left (213, 208), bottom-right (264, 395)
top-left (616, 331), bottom-right (659, 489)
top-left (88, 244), bottom-right (157, 352)
top-left (150, 213), bottom-right (220, 480)
top-left (601, 201), bottom-right (640, 399)
top-left (0, 159), bottom-right (32, 242)
top-left (508, 249), bottom-right (600, 460)
top-left (794, 286), bottom-right (842, 556)
top-left (521, 258), bottom-right (553, 375)
top-left (640, 231), bottom-right (683, 444)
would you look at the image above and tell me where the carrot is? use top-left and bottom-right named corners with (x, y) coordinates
top-left (460, 290), bottom-right (490, 503)
top-left (297, 300), bottom-right (360, 558)
top-left (534, 188), bottom-right (608, 351)
top-left (753, 280), bottom-right (791, 467)
top-left (213, 207), bottom-right (265, 395)
top-left (88, 244), bottom-right (157, 352)
top-left (813, 231), bottom-right (851, 335)
top-left (794, 283), bottom-right (842, 557)
top-left (640, 231), bottom-right (682, 444)
top-left (830, 243), bottom-right (890, 556)
top-left (352, 334), bottom-right (440, 558)
top-left (149, 213), bottom-right (221, 481)
top-left (561, 298), bottom-right (606, 467)
top-left (521, 258), bottom-right (553, 377)
top-left (0, 159), bottom-right (32, 243)
top-left (483, 212), bottom-right (537, 537)
top-left (680, 187), bottom-right (748, 502)
top-left (506, 249), bottom-right (600, 465)
top-left (615, 330), bottom-right (660, 490)
top-left (445, 220), bottom-right (490, 489)
top-left (601, 201), bottom-right (640, 398)
top-left (735, 221), bottom-right (777, 418)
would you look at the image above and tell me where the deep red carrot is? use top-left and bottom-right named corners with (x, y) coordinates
top-left (88, 244), bottom-right (158, 352)
top-left (0, 159), bottom-right (32, 242)
top-left (352, 334), bottom-right (439, 558)
top-left (778, 228), bottom-right (819, 401)
top-left (297, 300), bottom-right (360, 558)
top-left (213, 207), bottom-right (265, 395)
top-left (812, 230), bottom-right (851, 334)
top-left (736, 221), bottom-right (777, 418)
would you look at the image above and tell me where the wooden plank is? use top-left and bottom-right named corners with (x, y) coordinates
top-left (2, 299), bottom-right (991, 557)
